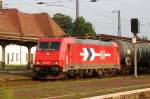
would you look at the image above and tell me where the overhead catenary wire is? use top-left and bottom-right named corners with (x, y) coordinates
top-left (44, 1), bottom-right (150, 36)
top-left (3, 0), bottom-right (150, 26)
top-left (3, 0), bottom-right (150, 38)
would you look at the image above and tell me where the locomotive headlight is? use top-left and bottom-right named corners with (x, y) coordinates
top-left (36, 62), bottom-right (40, 64)
top-left (55, 62), bottom-right (58, 65)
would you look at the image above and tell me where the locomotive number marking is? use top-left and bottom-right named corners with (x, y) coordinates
top-left (80, 48), bottom-right (111, 61)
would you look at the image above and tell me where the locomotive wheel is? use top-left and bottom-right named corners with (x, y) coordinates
top-left (61, 73), bottom-right (68, 80)
top-left (73, 71), bottom-right (79, 80)
top-left (87, 70), bottom-right (93, 78)
top-left (73, 70), bottom-right (83, 80)
top-left (97, 70), bottom-right (103, 79)
top-left (76, 70), bottom-right (84, 79)
top-left (67, 70), bottom-right (76, 79)
top-left (83, 70), bottom-right (89, 78)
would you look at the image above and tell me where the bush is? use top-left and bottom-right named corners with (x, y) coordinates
top-left (0, 87), bottom-right (13, 99)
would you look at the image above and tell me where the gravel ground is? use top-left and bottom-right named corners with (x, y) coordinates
top-left (0, 68), bottom-right (150, 99)
top-left (0, 75), bottom-right (150, 99)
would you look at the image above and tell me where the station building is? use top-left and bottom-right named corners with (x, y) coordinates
top-left (0, 45), bottom-right (36, 65)
top-left (0, 8), bottom-right (66, 66)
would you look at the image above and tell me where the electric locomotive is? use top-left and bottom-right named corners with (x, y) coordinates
top-left (33, 37), bottom-right (120, 79)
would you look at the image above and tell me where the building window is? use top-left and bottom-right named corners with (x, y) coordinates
top-left (11, 53), bottom-right (14, 62)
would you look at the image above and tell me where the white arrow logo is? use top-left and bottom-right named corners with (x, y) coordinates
top-left (80, 48), bottom-right (111, 61)
top-left (80, 48), bottom-right (89, 61)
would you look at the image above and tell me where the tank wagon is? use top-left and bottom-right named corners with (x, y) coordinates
top-left (32, 37), bottom-right (150, 79)
top-left (115, 40), bottom-right (150, 73)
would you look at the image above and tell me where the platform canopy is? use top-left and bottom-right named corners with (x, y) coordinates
top-left (0, 9), bottom-right (66, 43)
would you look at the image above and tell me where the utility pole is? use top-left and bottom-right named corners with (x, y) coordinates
top-left (112, 10), bottom-right (121, 36)
top-left (118, 10), bottom-right (121, 36)
top-left (76, 0), bottom-right (80, 37)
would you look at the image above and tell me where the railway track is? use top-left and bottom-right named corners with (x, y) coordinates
top-left (0, 68), bottom-right (150, 88)
top-left (0, 66), bottom-right (149, 99)
top-left (0, 75), bottom-right (149, 99)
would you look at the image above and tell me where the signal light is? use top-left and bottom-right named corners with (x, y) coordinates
top-left (131, 18), bottom-right (139, 34)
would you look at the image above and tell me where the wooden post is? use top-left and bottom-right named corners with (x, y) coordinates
top-left (27, 47), bottom-right (31, 69)
top-left (1, 44), bottom-right (6, 68)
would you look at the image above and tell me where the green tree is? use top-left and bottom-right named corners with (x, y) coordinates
top-left (53, 13), bottom-right (96, 37)
top-left (53, 13), bottom-right (73, 35)
top-left (72, 17), bottom-right (96, 37)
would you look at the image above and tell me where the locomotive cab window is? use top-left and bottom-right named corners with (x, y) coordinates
top-left (38, 42), bottom-right (60, 50)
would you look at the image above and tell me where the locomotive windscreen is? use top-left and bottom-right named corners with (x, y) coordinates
top-left (38, 42), bottom-right (60, 50)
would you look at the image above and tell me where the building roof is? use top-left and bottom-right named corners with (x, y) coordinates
top-left (0, 9), bottom-right (66, 41)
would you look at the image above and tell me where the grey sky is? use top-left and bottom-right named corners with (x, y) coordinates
top-left (4, 0), bottom-right (150, 38)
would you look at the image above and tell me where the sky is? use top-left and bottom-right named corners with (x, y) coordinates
top-left (3, 0), bottom-right (150, 38)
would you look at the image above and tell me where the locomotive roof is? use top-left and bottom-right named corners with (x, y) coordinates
top-left (75, 39), bottom-right (113, 46)
top-left (38, 37), bottom-right (116, 46)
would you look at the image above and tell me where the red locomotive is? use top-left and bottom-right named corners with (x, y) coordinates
top-left (32, 37), bottom-right (150, 79)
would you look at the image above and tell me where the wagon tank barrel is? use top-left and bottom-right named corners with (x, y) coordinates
top-left (113, 40), bottom-right (150, 64)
